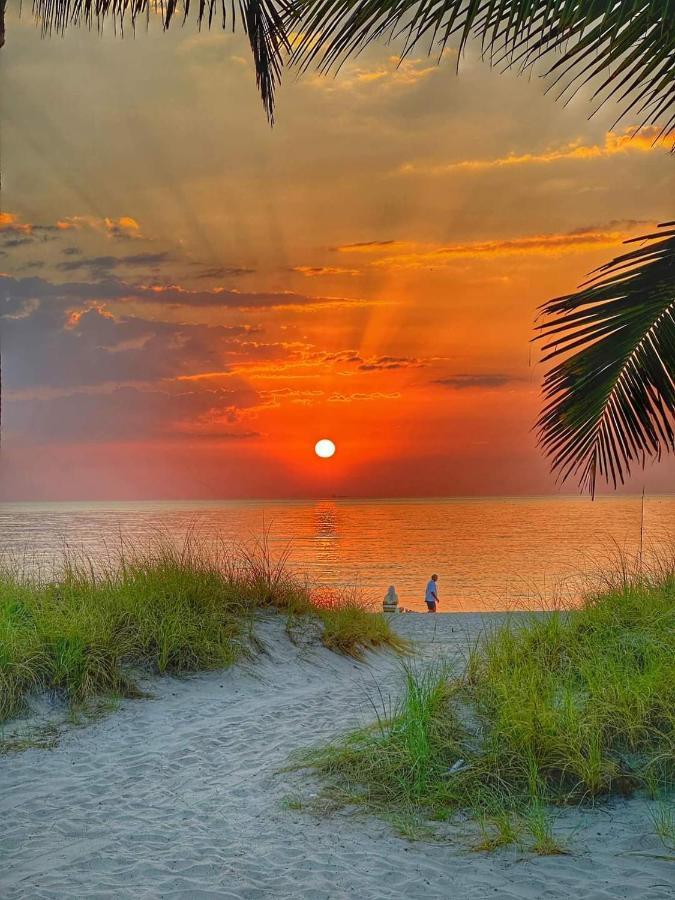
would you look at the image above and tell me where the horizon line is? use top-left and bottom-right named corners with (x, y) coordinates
top-left (2, 492), bottom-right (674, 505)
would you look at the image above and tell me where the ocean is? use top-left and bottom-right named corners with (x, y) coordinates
top-left (1, 496), bottom-right (674, 611)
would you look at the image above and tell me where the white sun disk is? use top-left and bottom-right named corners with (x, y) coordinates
top-left (315, 438), bottom-right (336, 459)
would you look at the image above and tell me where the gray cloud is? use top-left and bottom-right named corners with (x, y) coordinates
top-left (2, 301), bottom-right (261, 390)
top-left (5, 384), bottom-right (261, 443)
top-left (56, 252), bottom-right (172, 276)
top-left (0, 274), bottom-right (364, 312)
top-left (315, 350), bottom-right (425, 371)
top-left (0, 225), bottom-right (59, 249)
top-left (195, 265), bottom-right (256, 279)
top-left (358, 355), bottom-right (423, 371)
top-left (331, 240), bottom-right (397, 251)
top-left (433, 374), bottom-right (516, 389)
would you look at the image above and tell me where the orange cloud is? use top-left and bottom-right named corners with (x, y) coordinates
top-left (115, 216), bottom-right (141, 233)
top-left (0, 212), bottom-right (32, 234)
top-left (308, 56), bottom-right (437, 92)
top-left (328, 391), bottom-right (401, 402)
top-left (334, 225), bottom-right (643, 270)
top-left (64, 302), bottom-right (115, 330)
top-left (2, 211), bottom-right (141, 239)
top-left (398, 126), bottom-right (669, 176)
top-left (261, 388), bottom-right (325, 407)
top-left (57, 215), bottom-right (142, 239)
top-left (174, 371), bottom-right (234, 383)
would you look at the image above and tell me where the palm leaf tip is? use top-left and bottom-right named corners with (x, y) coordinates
top-left (30, 0), bottom-right (290, 122)
top-left (535, 223), bottom-right (675, 496)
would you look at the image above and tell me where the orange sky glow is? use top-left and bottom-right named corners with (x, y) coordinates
top-left (1, 14), bottom-right (673, 500)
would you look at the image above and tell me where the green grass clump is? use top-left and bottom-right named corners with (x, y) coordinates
top-left (467, 578), bottom-right (674, 801)
top-left (310, 588), bottom-right (408, 659)
top-left (0, 535), bottom-right (402, 724)
top-left (297, 573), bottom-right (674, 850)
top-left (0, 542), bottom-right (250, 719)
top-left (297, 663), bottom-right (464, 813)
top-left (0, 589), bottom-right (51, 720)
top-left (648, 798), bottom-right (675, 850)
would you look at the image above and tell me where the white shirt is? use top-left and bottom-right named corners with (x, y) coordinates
top-left (425, 579), bottom-right (438, 603)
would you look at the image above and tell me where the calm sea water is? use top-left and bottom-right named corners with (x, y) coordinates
top-left (1, 497), bottom-right (674, 611)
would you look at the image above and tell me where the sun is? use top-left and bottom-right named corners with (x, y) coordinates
top-left (314, 438), bottom-right (336, 459)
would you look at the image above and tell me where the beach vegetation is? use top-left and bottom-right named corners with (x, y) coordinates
top-left (308, 587), bottom-right (409, 659)
top-left (296, 569), bottom-right (674, 850)
top-left (0, 534), bottom-right (400, 725)
top-left (649, 798), bottom-right (675, 851)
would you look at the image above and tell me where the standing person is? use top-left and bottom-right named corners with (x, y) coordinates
top-left (425, 574), bottom-right (439, 612)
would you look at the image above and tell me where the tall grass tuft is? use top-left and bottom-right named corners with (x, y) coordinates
top-left (297, 567), bottom-right (674, 849)
top-left (310, 587), bottom-right (409, 659)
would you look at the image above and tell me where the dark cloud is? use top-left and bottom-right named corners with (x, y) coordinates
top-left (0, 224), bottom-right (59, 249)
top-left (0, 274), bottom-right (364, 312)
top-left (433, 374), bottom-right (515, 389)
top-left (291, 265), bottom-right (359, 277)
top-left (358, 355), bottom-right (423, 371)
top-left (107, 222), bottom-right (139, 240)
top-left (195, 266), bottom-right (256, 279)
top-left (315, 350), bottom-right (424, 371)
top-left (0, 236), bottom-right (35, 248)
top-left (320, 350), bottom-right (364, 364)
top-left (567, 219), bottom-right (648, 236)
top-left (332, 240), bottom-right (397, 251)
top-left (0, 283), bottom-right (264, 390)
top-left (56, 252), bottom-right (172, 276)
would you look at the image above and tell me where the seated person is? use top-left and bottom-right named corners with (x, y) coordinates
top-left (382, 585), bottom-right (399, 613)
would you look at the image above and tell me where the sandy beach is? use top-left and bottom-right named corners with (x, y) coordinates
top-left (1, 612), bottom-right (672, 900)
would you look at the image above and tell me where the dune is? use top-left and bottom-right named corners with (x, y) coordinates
top-left (0, 613), bottom-right (671, 899)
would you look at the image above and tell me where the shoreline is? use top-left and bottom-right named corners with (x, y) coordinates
top-left (4, 494), bottom-right (672, 618)
top-left (1, 612), bottom-right (671, 899)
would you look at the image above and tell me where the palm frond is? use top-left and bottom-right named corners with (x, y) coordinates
top-left (30, 0), bottom-right (291, 121)
top-left (536, 222), bottom-right (675, 495)
top-left (289, 0), bottom-right (675, 140)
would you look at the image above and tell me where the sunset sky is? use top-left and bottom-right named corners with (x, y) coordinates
top-left (1, 11), bottom-right (674, 500)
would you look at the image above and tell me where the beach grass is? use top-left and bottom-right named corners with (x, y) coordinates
top-left (649, 798), bottom-right (675, 850)
top-left (296, 570), bottom-right (674, 848)
top-left (0, 535), bottom-right (400, 724)
top-left (308, 587), bottom-right (409, 659)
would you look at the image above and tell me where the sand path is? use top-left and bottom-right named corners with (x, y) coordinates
top-left (1, 613), bottom-right (672, 899)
